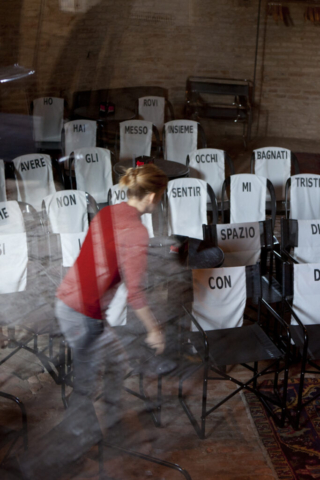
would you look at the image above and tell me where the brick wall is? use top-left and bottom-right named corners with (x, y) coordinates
top-left (1, 0), bottom-right (319, 140)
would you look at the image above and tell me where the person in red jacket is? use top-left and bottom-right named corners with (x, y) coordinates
top-left (55, 163), bottom-right (168, 401)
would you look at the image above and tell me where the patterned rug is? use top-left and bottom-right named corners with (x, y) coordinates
top-left (244, 379), bottom-right (320, 480)
top-left (295, 153), bottom-right (320, 175)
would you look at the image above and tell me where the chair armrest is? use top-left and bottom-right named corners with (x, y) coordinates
top-left (182, 306), bottom-right (209, 361)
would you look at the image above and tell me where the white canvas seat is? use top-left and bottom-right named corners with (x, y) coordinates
top-left (164, 120), bottom-right (199, 165)
top-left (0, 232), bottom-right (28, 294)
top-left (0, 160), bottom-right (6, 202)
top-left (191, 266), bottom-right (247, 331)
top-left (167, 178), bottom-right (208, 240)
top-left (12, 154), bottom-right (56, 211)
top-left (138, 96), bottom-right (165, 136)
top-left (217, 221), bottom-right (262, 267)
top-left (252, 147), bottom-right (293, 201)
top-left (0, 200), bottom-right (26, 234)
top-left (287, 174), bottom-right (320, 220)
top-left (188, 148), bottom-right (234, 201)
top-left (281, 218), bottom-right (320, 264)
top-left (108, 184), bottom-right (154, 238)
top-left (292, 263), bottom-right (320, 326)
top-left (33, 97), bottom-right (64, 143)
top-left (73, 147), bottom-right (113, 204)
top-left (64, 119), bottom-right (97, 158)
top-left (119, 120), bottom-right (153, 161)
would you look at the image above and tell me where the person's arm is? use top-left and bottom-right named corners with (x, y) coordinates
top-left (134, 306), bottom-right (165, 355)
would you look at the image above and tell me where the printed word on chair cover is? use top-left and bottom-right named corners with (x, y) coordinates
top-left (253, 147), bottom-right (291, 201)
top-left (167, 178), bottom-right (207, 240)
top-left (230, 174), bottom-right (266, 224)
top-left (217, 221), bottom-right (262, 267)
top-left (138, 96), bottom-right (165, 135)
top-left (289, 174), bottom-right (320, 220)
top-left (13, 154), bottom-right (56, 211)
top-left (164, 120), bottom-right (198, 165)
top-left (64, 120), bottom-right (97, 157)
top-left (189, 148), bottom-right (225, 201)
top-left (33, 97), bottom-right (64, 142)
top-left (119, 120), bottom-right (153, 161)
top-left (74, 147), bottom-right (113, 204)
top-left (108, 184), bottom-right (154, 238)
top-left (283, 219), bottom-right (320, 264)
top-left (0, 201), bottom-right (28, 293)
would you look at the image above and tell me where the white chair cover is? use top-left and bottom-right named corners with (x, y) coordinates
top-left (217, 222), bottom-right (261, 267)
top-left (13, 154), bottom-right (56, 211)
top-left (43, 190), bottom-right (88, 234)
top-left (74, 147), bottom-right (113, 204)
top-left (65, 120), bottom-right (97, 157)
top-left (108, 184), bottom-right (154, 238)
top-left (164, 120), bottom-right (198, 165)
top-left (0, 233), bottom-right (28, 293)
top-left (119, 120), bottom-right (152, 161)
top-left (189, 149), bottom-right (225, 201)
top-left (0, 201), bottom-right (25, 234)
top-left (138, 96), bottom-right (165, 136)
top-left (290, 174), bottom-right (320, 220)
top-left (293, 220), bottom-right (320, 264)
top-left (292, 263), bottom-right (320, 325)
top-left (230, 174), bottom-right (266, 224)
top-left (33, 97), bottom-right (64, 142)
top-left (192, 266), bottom-right (246, 331)
top-left (0, 160), bottom-right (6, 202)
top-left (254, 147), bottom-right (291, 201)
top-left (167, 178), bottom-right (207, 240)
top-left (60, 231), bottom-right (87, 267)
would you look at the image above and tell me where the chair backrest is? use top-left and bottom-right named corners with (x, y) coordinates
top-left (281, 218), bottom-right (320, 264)
top-left (72, 147), bottom-right (113, 204)
top-left (222, 174), bottom-right (276, 231)
top-left (119, 120), bottom-right (154, 161)
top-left (287, 263), bottom-right (320, 326)
top-left (285, 174), bottom-right (320, 220)
top-left (163, 120), bottom-right (206, 165)
top-left (138, 96), bottom-right (166, 135)
top-left (217, 220), bottom-right (272, 267)
top-left (167, 178), bottom-right (217, 240)
top-left (64, 119), bottom-right (97, 157)
top-left (107, 184), bottom-right (154, 238)
top-left (188, 148), bottom-right (234, 201)
top-left (191, 264), bottom-right (260, 331)
top-left (32, 97), bottom-right (64, 142)
top-left (12, 153), bottom-right (56, 211)
top-left (0, 160), bottom-right (6, 202)
top-left (251, 147), bottom-right (299, 201)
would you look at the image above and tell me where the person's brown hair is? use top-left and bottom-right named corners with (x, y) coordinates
top-left (119, 164), bottom-right (168, 200)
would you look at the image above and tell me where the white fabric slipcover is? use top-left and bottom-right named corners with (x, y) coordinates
top-left (292, 263), bottom-right (320, 325)
top-left (60, 231), bottom-right (87, 267)
top-left (0, 160), bottom-right (6, 202)
top-left (293, 220), bottom-right (320, 264)
top-left (0, 201), bottom-right (25, 234)
top-left (119, 120), bottom-right (152, 161)
top-left (108, 184), bottom-right (154, 238)
top-left (254, 147), bottom-right (291, 201)
top-left (0, 233), bottom-right (28, 293)
top-left (192, 266), bottom-right (246, 331)
top-left (138, 96), bottom-right (165, 137)
top-left (290, 174), bottom-right (320, 220)
top-left (189, 148), bottom-right (225, 201)
top-left (230, 174), bottom-right (266, 224)
top-left (65, 120), bottom-right (97, 158)
top-left (33, 97), bottom-right (64, 142)
top-left (167, 178), bottom-right (207, 240)
top-left (105, 282), bottom-right (128, 327)
top-left (13, 154), bottom-right (56, 211)
top-left (164, 120), bottom-right (198, 165)
top-left (43, 190), bottom-right (88, 234)
top-left (217, 222), bottom-right (261, 267)
top-left (74, 147), bottom-right (112, 204)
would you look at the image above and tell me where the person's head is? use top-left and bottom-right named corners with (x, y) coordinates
top-left (119, 164), bottom-right (168, 214)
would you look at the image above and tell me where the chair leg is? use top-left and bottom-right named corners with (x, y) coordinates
top-left (0, 392), bottom-right (28, 451)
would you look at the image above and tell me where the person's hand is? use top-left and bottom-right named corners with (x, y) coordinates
top-left (145, 327), bottom-right (165, 355)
